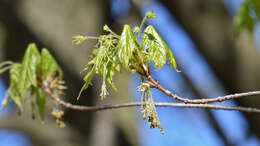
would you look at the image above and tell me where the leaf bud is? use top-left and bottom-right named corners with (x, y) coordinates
top-left (1, 98), bottom-right (8, 110)
top-left (133, 27), bottom-right (140, 33)
top-left (103, 24), bottom-right (111, 32)
top-left (146, 11), bottom-right (156, 19)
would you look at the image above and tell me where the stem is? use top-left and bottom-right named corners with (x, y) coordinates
top-left (137, 16), bottom-right (147, 39)
top-left (148, 74), bottom-right (260, 103)
top-left (85, 36), bottom-right (100, 40)
top-left (42, 80), bottom-right (260, 113)
top-left (139, 63), bottom-right (260, 104)
top-left (0, 61), bottom-right (13, 68)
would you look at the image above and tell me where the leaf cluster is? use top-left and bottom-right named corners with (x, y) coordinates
top-left (73, 11), bottom-right (180, 133)
top-left (74, 12), bottom-right (179, 100)
top-left (234, 0), bottom-right (260, 36)
top-left (0, 44), bottom-right (63, 120)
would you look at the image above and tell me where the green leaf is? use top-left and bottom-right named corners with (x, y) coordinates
top-left (41, 48), bottom-right (63, 80)
top-left (19, 43), bottom-right (41, 95)
top-left (250, 0), bottom-right (260, 20)
top-left (77, 67), bottom-right (95, 100)
top-left (104, 62), bottom-right (117, 92)
top-left (31, 87), bottom-right (46, 120)
top-left (7, 63), bottom-right (23, 110)
top-left (167, 50), bottom-right (179, 72)
top-left (115, 63), bottom-right (121, 72)
top-left (234, 1), bottom-right (254, 36)
top-left (118, 25), bottom-right (141, 70)
top-left (95, 46), bottom-right (106, 70)
top-left (142, 25), bottom-right (179, 71)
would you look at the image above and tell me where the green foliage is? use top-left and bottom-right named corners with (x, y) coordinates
top-left (31, 87), bottom-right (47, 119)
top-left (73, 11), bottom-right (179, 133)
top-left (234, 0), bottom-right (260, 36)
top-left (142, 25), bottom-right (179, 71)
top-left (118, 25), bottom-right (141, 71)
top-left (0, 11), bottom-right (179, 133)
top-left (75, 12), bottom-right (179, 101)
top-left (7, 63), bottom-right (23, 109)
top-left (76, 29), bottom-right (121, 99)
top-left (0, 5), bottom-right (258, 134)
top-left (0, 43), bottom-right (63, 120)
top-left (19, 44), bottom-right (41, 94)
top-left (41, 48), bottom-right (63, 80)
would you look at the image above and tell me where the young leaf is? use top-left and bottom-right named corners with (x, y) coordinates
top-left (41, 48), bottom-right (63, 80)
top-left (234, 1), bottom-right (254, 36)
top-left (142, 25), bottom-right (179, 71)
top-left (118, 25), bottom-right (141, 70)
top-left (7, 63), bottom-right (23, 110)
top-left (31, 87), bottom-right (46, 120)
top-left (250, 0), bottom-right (260, 20)
top-left (19, 43), bottom-right (41, 95)
top-left (167, 50), bottom-right (179, 72)
top-left (77, 67), bottom-right (95, 100)
top-left (142, 31), bottom-right (166, 69)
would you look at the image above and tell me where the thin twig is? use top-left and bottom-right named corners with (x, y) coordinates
top-left (42, 81), bottom-right (260, 113)
top-left (150, 76), bottom-right (260, 103)
top-left (140, 64), bottom-right (260, 104)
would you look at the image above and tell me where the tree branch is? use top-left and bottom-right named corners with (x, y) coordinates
top-left (150, 75), bottom-right (260, 104)
top-left (140, 64), bottom-right (260, 104)
top-left (42, 80), bottom-right (260, 113)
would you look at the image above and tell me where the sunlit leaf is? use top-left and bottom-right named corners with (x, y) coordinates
top-left (142, 25), bottom-right (179, 71)
top-left (41, 48), bottom-right (63, 80)
top-left (167, 49), bottom-right (180, 72)
top-left (118, 25), bottom-right (141, 70)
top-left (95, 46), bottom-right (106, 70)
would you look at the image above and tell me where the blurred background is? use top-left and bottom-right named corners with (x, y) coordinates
top-left (1, 0), bottom-right (260, 146)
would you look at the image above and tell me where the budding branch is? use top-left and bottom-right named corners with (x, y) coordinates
top-left (43, 78), bottom-right (260, 113)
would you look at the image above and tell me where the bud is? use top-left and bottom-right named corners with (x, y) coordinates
top-left (103, 24), bottom-right (111, 32)
top-left (146, 11), bottom-right (156, 19)
top-left (72, 35), bottom-right (87, 45)
top-left (137, 83), bottom-right (150, 91)
top-left (1, 98), bottom-right (8, 110)
top-left (100, 82), bottom-right (109, 99)
top-left (133, 26), bottom-right (140, 33)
